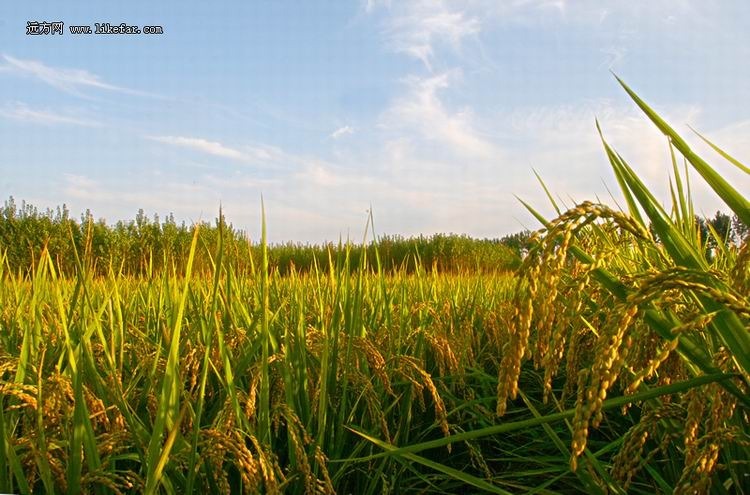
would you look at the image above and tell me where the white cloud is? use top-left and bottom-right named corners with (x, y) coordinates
top-left (368, 0), bottom-right (709, 70)
top-left (147, 135), bottom-right (295, 167)
top-left (372, 0), bottom-right (480, 70)
top-left (0, 102), bottom-right (100, 127)
top-left (477, 0), bottom-right (700, 27)
top-left (63, 174), bottom-right (98, 191)
top-left (17, 1), bottom-right (741, 244)
top-left (0, 54), bottom-right (146, 97)
top-left (147, 135), bottom-right (248, 161)
top-left (373, 92), bottom-right (744, 236)
top-left (380, 71), bottom-right (500, 160)
top-left (368, 0), bottom-right (573, 72)
top-left (51, 96), bottom-right (745, 244)
top-left (331, 125), bottom-right (355, 139)
top-left (599, 46), bottom-right (628, 69)
top-left (493, 99), bottom-right (750, 224)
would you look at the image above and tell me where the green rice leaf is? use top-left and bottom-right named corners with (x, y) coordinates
top-left (614, 75), bottom-right (750, 225)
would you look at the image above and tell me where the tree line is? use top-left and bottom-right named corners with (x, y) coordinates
top-left (0, 197), bottom-right (525, 277)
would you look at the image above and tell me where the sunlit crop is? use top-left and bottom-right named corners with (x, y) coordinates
top-left (0, 80), bottom-right (747, 494)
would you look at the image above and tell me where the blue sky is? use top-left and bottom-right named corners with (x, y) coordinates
top-left (1, 1), bottom-right (748, 242)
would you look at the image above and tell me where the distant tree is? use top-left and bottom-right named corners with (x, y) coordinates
top-left (1, 197), bottom-right (524, 276)
top-left (732, 213), bottom-right (748, 243)
top-left (500, 230), bottom-right (532, 255)
top-left (707, 211), bottom-right (732, 248)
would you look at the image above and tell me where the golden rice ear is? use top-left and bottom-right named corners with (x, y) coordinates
top-left (676, 380), bottom-right (741, 494)
top-left (354, 336), bottom-right (394, 395)
top-left (200, 429), bottom-right (276, 494)
top-left (611, 403), bottom-right (682, 489)
top-left (396, 356), bottom-right (451, 449)
top-left (0, 382), bottom-right (38, 410)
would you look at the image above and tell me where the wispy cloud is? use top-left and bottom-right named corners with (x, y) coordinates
top-left (53, 98), bottom-right (742, 244)
top-left (380, 71), bottom-right (499, 160)
top-left (147, 135), bottom-right (295, 167)
top-left (478, 0), bottom-right (698, 27)
top-left (599, 45), bottom-right (628, 69)
top-left (148, 135), bottom-right (247, 160)
top-left (494, 100), bottom-right (712, 205)
top-left (0, 102), bottom-right (101, 127)
top-left (369, 0), bottom-right (706, 67)
top-left (330, 125), bottom-right (355, 139)
top-left (0, 54), bottom-right (146, 97)
top-left (371, 0), bottom-right (480, 70)
top-left (6, 1), bottom-right (739, 244)
top-left (63, 173), bottom-right (99, 192)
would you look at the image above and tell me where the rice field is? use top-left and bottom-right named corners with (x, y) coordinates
top-left (0, 82), bottom-right (748, 493)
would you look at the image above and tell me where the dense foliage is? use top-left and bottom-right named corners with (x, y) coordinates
top-left (0, 198), bottom-right (521, 277)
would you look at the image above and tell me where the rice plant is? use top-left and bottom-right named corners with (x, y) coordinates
top-left (0, 79), bottom-right (747, 493)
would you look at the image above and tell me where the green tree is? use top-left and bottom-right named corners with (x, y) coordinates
top-left (732, 213), bottom-right (748, 243)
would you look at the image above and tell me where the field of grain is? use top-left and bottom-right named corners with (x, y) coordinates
top-left (0, 83), bottom-right (748, 494)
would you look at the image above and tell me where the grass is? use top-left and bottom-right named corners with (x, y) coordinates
top-left (0, 80), bottom-right (747, 493)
